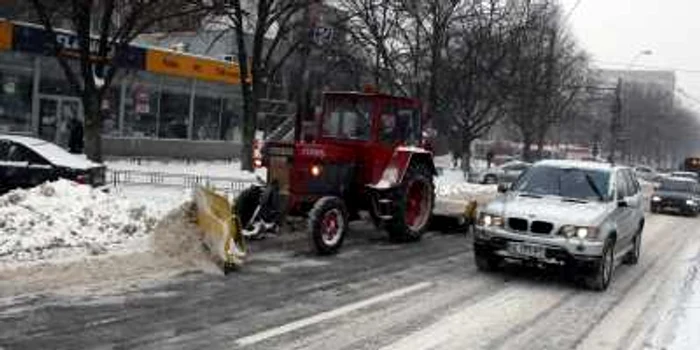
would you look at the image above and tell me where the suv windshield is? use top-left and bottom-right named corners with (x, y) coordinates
top-left (660, 180), bottom-right (697, 193)
top-left (512, 166), bottom-right (611, 201)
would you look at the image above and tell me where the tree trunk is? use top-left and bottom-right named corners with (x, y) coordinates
top-left (536, 135), bottom-right (545, 160)
top-left (461, 137), bottom-right (473, 181)
top-left (522, 133), bottom-right (533, 162)
top-left (233, 0), bottom-right (254, 171)
top-left (82, 89), bottom-right (102, 163)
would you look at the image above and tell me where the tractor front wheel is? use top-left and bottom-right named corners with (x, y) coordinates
top-left (385, 164), bottom-right (435, 242)
top-left (235, 186), bottom-right (263, 238)
top-left (309, 196), bottom-right (348, 255)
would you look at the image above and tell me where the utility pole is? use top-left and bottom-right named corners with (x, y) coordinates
top-left (608, 78), bottom-right (622, 164)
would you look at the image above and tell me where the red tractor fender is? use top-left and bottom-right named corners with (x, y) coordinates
top-left (370, 146), bottom-right (437, 189)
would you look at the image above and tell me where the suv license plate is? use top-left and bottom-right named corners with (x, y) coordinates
top-left (507, 242), bottom-right (547, 259)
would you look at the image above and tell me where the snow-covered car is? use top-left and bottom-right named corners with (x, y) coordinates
top-left (670, 171), bottom-right (699, 182)
top-left (634, 166), bottom-right (657, 181)
top-left (474, 160), bottom-right (645, 291)
top-left (650, 177), bottom-right (700, 216)
top-left (473, 161), bottom-right (531, 184)
top-left (0, 134), bottom-right (106, 194)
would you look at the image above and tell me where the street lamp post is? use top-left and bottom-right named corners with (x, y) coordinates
top-left (609, 50), bottom-right (653, 164)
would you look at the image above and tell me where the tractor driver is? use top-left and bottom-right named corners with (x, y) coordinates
top-left (380, 111), bottom-right (396, 143)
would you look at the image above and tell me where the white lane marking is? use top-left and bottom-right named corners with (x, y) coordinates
top-left (235, 281), bottom-right (433, 346)
top-left (380, 284), bottom-right (569, 350)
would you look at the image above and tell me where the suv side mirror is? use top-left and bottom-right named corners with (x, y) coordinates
top-left (618, 199), bottom-right (629, 208)
top-left (497, 183), bottom-right (510, 193)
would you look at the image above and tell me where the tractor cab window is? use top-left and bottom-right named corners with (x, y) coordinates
top-left (379, 105), bottom-right (421, 145)
top-left (322, 97), bottom-right (371, 140)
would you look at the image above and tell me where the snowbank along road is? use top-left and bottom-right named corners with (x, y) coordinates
top-left (1, 210), bottom-right (699, 350)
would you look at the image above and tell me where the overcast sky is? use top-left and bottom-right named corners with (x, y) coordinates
top-left (560, 0), bottom-right (700, 112)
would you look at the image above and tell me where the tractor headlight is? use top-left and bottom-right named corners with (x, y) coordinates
top-left (652, 196), bottom-right (661, 202)
top-left (310, 164), bottom-right (323, 177)
top-left (559, 225), bottom-right (599, 240)
top-left (478, 213), bottom-right (504, 228)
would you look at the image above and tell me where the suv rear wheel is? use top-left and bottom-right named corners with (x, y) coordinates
top-left (623, 229), bottom-right (642, 265)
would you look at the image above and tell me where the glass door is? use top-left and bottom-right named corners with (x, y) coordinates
top-left (38, 95), bottom-right (83, 147)
top-left (38, 96), bottom-right (59, 144)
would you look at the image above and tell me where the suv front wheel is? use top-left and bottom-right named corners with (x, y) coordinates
top-left (583, 239), bottom-right (615, 291)
top-left (474, 246), bottom-right (502, 272)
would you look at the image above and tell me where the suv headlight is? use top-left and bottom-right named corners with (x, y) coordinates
top-left (686, 199), bottom-right (697, 206)
top-left (652, 196), bottom-right (661, 202)
top-left (559, 225), bottom-right (600, 240)
top-left (478, 213), bottom-right (504, 227)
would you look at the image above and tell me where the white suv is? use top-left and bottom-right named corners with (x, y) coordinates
top-left (474, 160), bottom-right (645, 291)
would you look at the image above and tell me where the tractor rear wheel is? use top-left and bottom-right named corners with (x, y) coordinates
top-left (309, 196), bottom-right (348, 255)
top-left (235, 186), bottom-right (263, 238)
top-left (385, 163), bottom-right (435, 242)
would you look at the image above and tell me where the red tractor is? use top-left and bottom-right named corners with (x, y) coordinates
top-left (235, 91), bottom-right (437, 254)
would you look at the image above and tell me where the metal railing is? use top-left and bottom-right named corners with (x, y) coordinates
top-left (107, 169), bottom-right (257, 194)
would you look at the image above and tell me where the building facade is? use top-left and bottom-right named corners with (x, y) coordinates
top-left (0, 20), bottom-right (247, 159)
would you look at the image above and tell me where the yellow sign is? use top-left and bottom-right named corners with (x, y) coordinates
top-left (146, 49), bottom-right (244, 84)
top-left (0, 20), bottom-right (13, 51)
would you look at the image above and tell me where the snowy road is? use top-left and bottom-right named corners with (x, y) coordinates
top-left (1, 213), bottom-right (700, 350)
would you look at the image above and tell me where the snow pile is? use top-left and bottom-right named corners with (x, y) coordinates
top-left (0, 180), bottom-right (188, 266)
top-left (106, 158), bottom-right (266, 181)
top-left (435, 168), bottom-right (496, 198)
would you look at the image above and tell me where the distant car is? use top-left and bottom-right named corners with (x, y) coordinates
top-left (474, 160), bottom-right (645, 291)
top-left (0, 135), bottom-right (106, 194)
top-left (634, 166), bottom-right (658, 181)
top-left (473, 160), bottom-right (531, 184)
top-left (669, 171), bottom-right (699, 182)
top-left (650, 177), bottom-right (700, 216)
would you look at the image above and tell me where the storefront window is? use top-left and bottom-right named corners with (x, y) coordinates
top-left (0, 52), bottom-right (34, 133)
top-left (221, 86), bottom-right (242, 141)
top-left (101, 78), bottom-right (121, 137)
top-left (123, 71), bottom-right (159, 138)
top-left (39, 58), bottom-right (79, 96)
top-left (159, 76), bottom-right (190, 139)
top-left (193, 81), bottom-right (224, 140)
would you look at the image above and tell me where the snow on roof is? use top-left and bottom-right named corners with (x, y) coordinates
top-left (0, 134), bottom-right (101, 170)
top-left (665, 176), bottom-right (698, 183)
top-left (671, 171), bottom-right (698, 176)
top-left (535, 159), bottom-right (617, 171)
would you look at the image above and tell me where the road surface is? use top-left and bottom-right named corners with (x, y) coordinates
top-left (1, 213), bottom-right (699, 350)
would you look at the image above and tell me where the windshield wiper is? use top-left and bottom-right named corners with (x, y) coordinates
top-left (583, 173), bottom-right (604, 201)
top-left (519, 193), bottom-right (543, 199)
top-left (562, 197), bottom-right (588, 204)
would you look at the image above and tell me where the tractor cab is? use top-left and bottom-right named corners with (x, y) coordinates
top-left (314, 92), bottom-right (424, 183)
top-left (246, 90), bottom-right (436, 255)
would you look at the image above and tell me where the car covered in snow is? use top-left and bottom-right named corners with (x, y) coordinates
top-left (634, 166), bottom-right (659, 182)
top-left (670, 171), bottom-right (699, 182)
top-left (472, 160), bottom-right (531, 184)
top-left (474, 160), bottom-right (645, 291)
top-left (650, 177), bottom-right (700, 216)
top-left (0, 134), bottom-right (106, 194)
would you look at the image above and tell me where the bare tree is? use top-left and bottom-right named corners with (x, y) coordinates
top-left (437, 1), bottom-right (520, 174)
top-left (505, 0), bottom-right (588, 162)
top-left (210, 0), bottom-right (309, 170)
top-left (27, 0), bottom-right (207, 162)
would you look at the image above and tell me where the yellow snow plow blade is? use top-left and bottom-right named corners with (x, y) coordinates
top-left (194, 186), bottom-right (247, 271)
